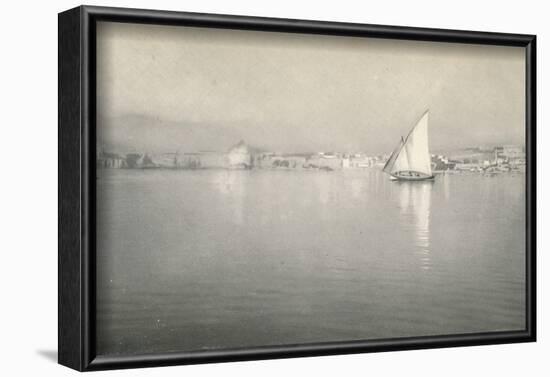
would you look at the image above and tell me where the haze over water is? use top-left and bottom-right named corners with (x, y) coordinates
top-left (97, 22), bottom-right (525, 154)
top-left (96, 169), bottom-right (526, 355)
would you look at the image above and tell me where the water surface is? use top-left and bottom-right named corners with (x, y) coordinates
top-left (96, 169), bottom-right (526, 355)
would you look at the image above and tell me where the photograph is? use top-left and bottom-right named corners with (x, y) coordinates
top-left (1, 0), bottom-right (547, 376)
top-left (94, 20), bottom-right (528, 357)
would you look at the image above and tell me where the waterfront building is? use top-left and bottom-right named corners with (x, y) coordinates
top-left (342, 156), bottom-right (351, 168)
top-left (431, 155), bottom-right (455, 171)
top-left (227, 140), bottom-right (252, 169)
top-left (97, 151), bottom-right (126, 168)
top-left (136, 153), bottom-right (156, 168)
top-left (349, 154), bottom-right (371, 168)
top-left (252, 152), bottom-right (275, 169)
top-left (306, 153), bottom-right (343, 170)
top-left (198, 151), bottom-right (228, 169)
top-left (176, 153), bottom-right (201, 169)
top-left (273, 154), bottom-right (308, 169)
top-left (151, 152), bottom-right (179, 168)
top-left (499, 145), bottom-right (526, 165)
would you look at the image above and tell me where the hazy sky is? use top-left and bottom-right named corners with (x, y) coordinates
top-left (97, 21), bottom-right (525, 154)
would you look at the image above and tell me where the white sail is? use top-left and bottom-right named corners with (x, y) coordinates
top-left (391, 139), bottom-right (410, 173)
top-left (403, 112), bottom-right (431, 175)
top-left (388, 111), bottom-right (432, 176)
top-left (383, 138), bottom-right (405, 174)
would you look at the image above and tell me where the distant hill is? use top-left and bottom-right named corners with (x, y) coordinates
top-left (97, 114), bottom-right (244, 154)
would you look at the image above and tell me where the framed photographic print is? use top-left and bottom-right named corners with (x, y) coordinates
top-left (58, 5), bottom-right (536, 371)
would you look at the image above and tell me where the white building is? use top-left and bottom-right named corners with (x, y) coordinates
top-left (227, 140), bottom-right (252, 169)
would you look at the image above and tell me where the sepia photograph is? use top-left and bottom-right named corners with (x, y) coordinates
top-left (94, 20), bottom-right (528, 357)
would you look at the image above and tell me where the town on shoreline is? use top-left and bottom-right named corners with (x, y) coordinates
top-left (97, 140), bottom-right (526, 174)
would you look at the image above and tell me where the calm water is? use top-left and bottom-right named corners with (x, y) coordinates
top-left (96, 169), bottom-right (526, 356)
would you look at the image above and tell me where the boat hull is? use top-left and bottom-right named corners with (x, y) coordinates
top-left (390, 171), bottom-right (434, 181)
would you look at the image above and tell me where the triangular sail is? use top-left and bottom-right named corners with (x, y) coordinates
top-left (391, 139), bottom-right (410, 173)
top-left (403, 112), bottom-right (431, 176)
top-left (385, 111), bottom-right (431, 176)
top-left (383, 138), bottom-right (405, 174)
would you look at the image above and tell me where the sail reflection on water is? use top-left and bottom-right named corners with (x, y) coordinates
top-left (395, 181), bottom-right (433, 270)
top-left (211, 170), bottom-right (247, 225)
top-left (443, 173), bottom-right (450, 201)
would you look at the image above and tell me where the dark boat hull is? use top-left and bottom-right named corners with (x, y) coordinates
top-left (390, 171), bottom-right (434, 181)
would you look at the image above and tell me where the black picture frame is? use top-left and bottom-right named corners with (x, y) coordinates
top-left (58, 5), bottom-right (536, 371)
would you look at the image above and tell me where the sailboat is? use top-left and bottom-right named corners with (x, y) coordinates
top-left (382, 111), bottom-right (434, 181)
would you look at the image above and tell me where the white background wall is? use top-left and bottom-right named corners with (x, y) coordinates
top-left (0, 0), bottom-right (546, 375)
